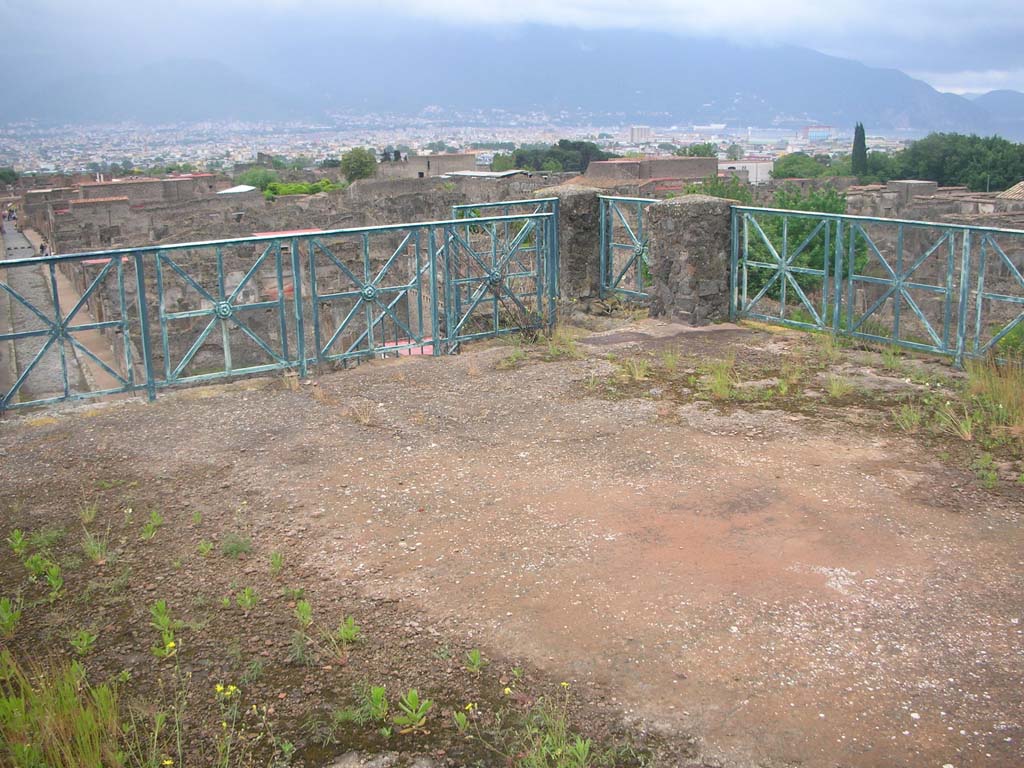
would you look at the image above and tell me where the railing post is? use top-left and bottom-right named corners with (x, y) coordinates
top-left (729, 206), bottom-right (739, 321)
top-left (598, 197), bottom-right (607, 299)
top-left (133, 251), bottom-right (157, 402)
top-left (291, 237), bottom-right (307, 377)
top-left (955, 229), bottom-right (972, 367)
top-left (832, 219), bottom-right (844, 332)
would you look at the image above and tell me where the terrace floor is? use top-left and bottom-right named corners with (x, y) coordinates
top-left (1, 318), bottom-right (1021, 767)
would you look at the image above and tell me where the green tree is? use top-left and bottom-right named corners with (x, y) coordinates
top-left (726, 144), bottom-right (744, 161)
top-left (541, 158), bottom-right (563, 172)
top-left (852, 123), bottom-right (868, 177)
top-left (771, 152), bottom-right (825, 179)
top-left (340, 148), bottom-right (378, 182)
top-left (890, 133), bottom-right (1024, 191)
top-left (0, 167), bottom-right (18, 185)
top-left (236, 168), bottom-right (279, 191)
top-left (676, 142), bottom-right (718, 158)
top-left (491, 154), bottom-right (516, 172)
top-left (683, 175), bottom-right (753, 204)
top-left (657, 142), bottom-right (677, 152)
top-left (320, 158), bottom-right (342, 168)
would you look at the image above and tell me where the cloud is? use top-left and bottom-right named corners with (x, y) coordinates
top-left (15, 0), bottom-right (1024, 90)
top-left (909, 68), bottom-right (1024, 95)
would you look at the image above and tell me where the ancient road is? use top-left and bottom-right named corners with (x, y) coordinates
top-left (0, 225), bottom-right (88, 403)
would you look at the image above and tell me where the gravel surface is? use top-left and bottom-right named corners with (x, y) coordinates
top-left (1, 318), bottom-right (1021, 768)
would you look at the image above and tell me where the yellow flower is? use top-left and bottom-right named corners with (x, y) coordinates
top-left (215, 684), bottom-right (224, 693)
top-left (221, 721), bottom-right (227, 730)
top-left (503, 687), bottom-right (512, 696)
top-left (162, 761), bottom-right (173, 766)
top-left (166, 641), bottom-right (176, 650)
top-left (560, 681), bottom-right (570, 689)
top-left (464, 702), bottom-right (477, 711)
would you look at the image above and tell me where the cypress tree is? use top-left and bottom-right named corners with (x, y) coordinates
top-left (852, 123), bottom-right (868, 177)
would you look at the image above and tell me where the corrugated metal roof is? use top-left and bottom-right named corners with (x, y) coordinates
top-left (996, 180), bottom-right (1024, 200)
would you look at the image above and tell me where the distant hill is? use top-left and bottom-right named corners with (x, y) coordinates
top-left (2, 24), bottom-right (1022, 137)
top-left (973, 90), bottom-right (1024, 137)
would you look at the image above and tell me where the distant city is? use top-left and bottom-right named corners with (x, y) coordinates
top-left (0, 114), bottom-right (907, 176)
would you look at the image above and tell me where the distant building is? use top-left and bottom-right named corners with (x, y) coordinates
top-left (376, 154), bottom-right (477, 180)
top-left (801, 125), bottom-right (833, 142)
top-left (719, 160), bottom-right (774, 185)
top-left (629, 126), bottom-right (652, 144)
top-left (584, 156), bottom-right (717, 186)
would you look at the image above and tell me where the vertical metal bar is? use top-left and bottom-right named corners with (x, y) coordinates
top-left (116, 256), bottom-right (133, 387)
top-left (779, 215), bottom-right (788, 319)
top-left (742, 213), bottom-right (749, 313)
top-left (729, 207), bottom-right (739, 321)
top-left (894, 223), bottom-right (903, 341)
top-left (822, 217), bottom-right (831, 330)
top-left (550, 198), bottom-right (560, 311)
top-left (846, 224), bottom-right (857, 334)
top-left (48, 261), bottom-right (69, 399)
top-left (598, 198), bottom-right (607, 298)
top-left (217, 246), bottom-right (231, 374)
top-left (942, 230), bottom-right (955, 352)
top-left (291, 237), bottom-right (306, 377)
top-left (155, 250), bottom-right (170, 380)
top-left (429, 226), bottom-right (440, 355)
top-left (832, 219), bottom-right (844, 332)
top-left (276, 241), bottom-right (289, 361)
top-left (415, 229), bottom-right (425, 345)
top-left (134, 251), bottom-right (157, 401)
top-left (491, 221), bottom-right (499, 334)
top-left (635, 201), bottom-right (644, 292)
top-left (969, 232), bottom-right (984, 362)
top-left (363, 232), bottom-right (375, 354)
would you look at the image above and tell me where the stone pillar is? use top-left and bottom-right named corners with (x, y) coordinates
top-left (534, 185), bottom-right (602, 299)
top-left (647, 194), bottom-right (733, 325)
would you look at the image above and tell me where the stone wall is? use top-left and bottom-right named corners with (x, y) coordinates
top-left (646, 195), bottom-right (733, 325)
top-left (534, 185), bottom-right (602, 299)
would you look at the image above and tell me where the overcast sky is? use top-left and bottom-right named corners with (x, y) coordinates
top-left (8, 0), bottom-right (1023, 93)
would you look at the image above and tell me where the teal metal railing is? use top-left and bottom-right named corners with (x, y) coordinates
top-left (730, 206), bottom-right (1024, 363)
top-left (0, 210), bottom-right (557, 411)
top-left (599, 196), bottom-right (657, 299)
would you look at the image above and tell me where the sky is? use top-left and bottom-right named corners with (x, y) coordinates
top-left (6, 0), bottom-right (1023, 93)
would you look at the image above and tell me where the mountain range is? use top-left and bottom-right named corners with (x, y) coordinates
top-left (3, 24), bottom-right (1023, 138)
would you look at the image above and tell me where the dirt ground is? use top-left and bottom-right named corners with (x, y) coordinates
top-left (1, 318), bottom-right (1021, 768)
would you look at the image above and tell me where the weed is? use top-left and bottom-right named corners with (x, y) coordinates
top-left (0, 651), bottom-right (122, 767)
top-left (24, 553), bottom-right (50, 580)
top-left (270, 551), bottom-right (285, 576)
top-left (346, 400), bottom-right (377, 426)
top-left (660, 350), bottom-right (680, 374)
top-left (6, 530), bottom-right (27, 558)
top-left (197, 539), bottom-right (214, 557)
top-left (79, 504), bottom-right (99, 526)
top-left (972, 453), bottom-right (999, 489)
top-left (365, 685), bottom-right (389, 722)
top-left (69, 629), bottom-right (99, 656)
top-left (497, 347), bottom-right (527, 370)
top-left (541, 328), bottom-right (581, 362)
top-left (241, 659), bottom-right (264, 685)
top-left (815, 333), bottom-right (842, 365)
top-left (285, 587), bottom-right (306, 601)
top-left (894, 404), bottom-right (923, 433)
top-left (0, 597), bottom-right (22, 638)
top-left (140, 510), bottom-right (164, 541)
top-left (150, 600), bottom-right (183, 659)
top-left (191, 510), bottom-right (203, 525)
top-left (294, 600), bottom-right (313, 629)
top-left (236, 587), bottom-right (259, 612)
top-left (221, 534), bottom-right (252, 559)
top-left (465, 648), bottom-right (487, 674)
top-left (27, 527), bottom-right (65, 552)
top-left (880, 345), bottom-right (903, 372)
top-left (827, 375), bottom-right (853, 399)
top-left (288, 630), bottom-right (313, 666)
top-left (334, 615), bottom-right (361, 645)
top-left (81, 528), bottom-right (110, 565)
top-left (44, 564), bottom-right (63, 602)
top-left (935, 402), bottom-right (975, 441)
top-left (393, 689), bottom-right (433, 733)
top-left (967, 358), bottom-right (1024, 436)
top-left (618, 359), bottom-right (650, 383)
top-left (704, 357), bottom-right (736, 400)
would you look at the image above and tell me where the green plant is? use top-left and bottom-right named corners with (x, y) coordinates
top-left (6, 530), bottom-right (27, 558)
top-left (880, 345), bottom-right (903, 372)
top-left (704, 357), bottom-right (736, 399)
top-left (0, 597), bottom-right (22, 638)
top-left (334, 615), bottom-right (361, 645)
top-left (69, 629), bottom-right (99, 656)
top-left (288, 630), bottom-right (312, 666)
top-left (81, 529), bottom-right (110, 565)
top-left (541, 328), bottom-right (581, 362)
top-left (241, 659), bottom-right (264, 685)
top-left (270, 551), bottom-right (285, 576)
top-left (972, 453), bottom-right (999, 489)
top-left (465, 648), bottom-right (487, 674)
top-left (24, 553), bottom-right (50, 580)
top-left (0, 651), bottom-right (122, 767)
top-left (366, 685), bottom-right (389, 722)
top-left (44, 564), bottom-right (63, 602)
top-left (294, 600), bottom-right (313, 629)
top-left (236, 587), bottom-right (259, 611)
top-left (935, 402), bottom-right (975, 441)
top-left (827, 374), bottom-right (853, 399)
top-left (191, 510), bottom-right (203, 525)
top-left (497, 347), bottom-right (527, 370)
top-left (221, 534), bottom-right (252, 559)
top-left (140, 510), bottom-right (164, 540)
top-left (198, 539), bottom-right (214, 557)
top-left (79, 504), bottom-right (99, 526)
top-left (895, 403), bottom-right (923, 433)
top-left (150, 599), bottom-right (183, 659)
top-left (659, 350), bottom-right (680, 374)
top-left (393, 689), bottom-right (433, 733)
top-left (618, 359), bottom-right (650, 383)
top-left (285, 587), bottom-right (305, 601)
top-left (27, 527), bottom-right (65, 552)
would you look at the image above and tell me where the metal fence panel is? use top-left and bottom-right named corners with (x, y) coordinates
top-left (599, 196), bottom-right (657, 299)
top-left (1, 209), bottom-right (557, 411)
top-left (731, 206), bottom-right (1024, 363)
